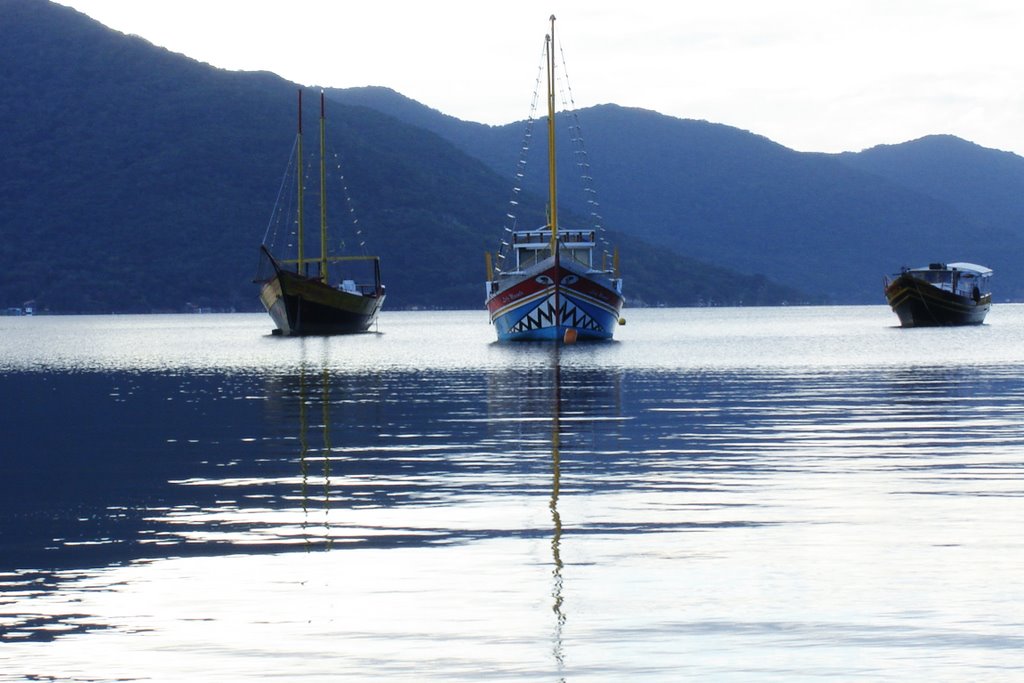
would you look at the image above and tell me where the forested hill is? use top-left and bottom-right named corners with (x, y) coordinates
top-left (5, 1), bottom-right (1023, 315)
top-left (0, 0), bottom-right (807, 313)
top-left (333, 86), bottom-right (1024, 303)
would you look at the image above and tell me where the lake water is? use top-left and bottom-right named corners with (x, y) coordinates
top-left (2, 306), bottom-right (1024, 681)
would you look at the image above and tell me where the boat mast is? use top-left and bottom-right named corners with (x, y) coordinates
top-left (296, 89), bottom-right (305, 276)
top-left (546, 15), bottom-right (558, 252)
top-left (318, 90), bottom-right (328, 284)
top-left (546, 15), bottom-right (561, 331)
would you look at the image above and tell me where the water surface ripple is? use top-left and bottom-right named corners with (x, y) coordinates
top-left (2, 306), bottom-right (1023, 681)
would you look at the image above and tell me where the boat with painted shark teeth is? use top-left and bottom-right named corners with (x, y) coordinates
top-left (484, 15), bottom-right (624, 343)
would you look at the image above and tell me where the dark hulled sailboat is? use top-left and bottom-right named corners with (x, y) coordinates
top-left (257, 90), bottom-right (384, 336)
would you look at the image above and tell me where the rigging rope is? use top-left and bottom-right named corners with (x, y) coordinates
top-left (326, 146), bottom-right (370, 259)
top-left (261, 135), bottom-right (300, 245)
top-left (496, 38), bottom-right (548, 273)
top-left (261, 127), bottom-right (372, 286)
top-left (556, 39), bottom-right (611, 264)
top-left (495, 31), bottom-right (616, 277)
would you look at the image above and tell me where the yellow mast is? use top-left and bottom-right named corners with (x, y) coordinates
top-left (547, 15), bottom-right (561, 332)
top-left (296, 89), bottom-right (305, 275)
top-left (546, 15), bottom-right (558, 254)
top-left (318, 90), bottom-right (328, 284)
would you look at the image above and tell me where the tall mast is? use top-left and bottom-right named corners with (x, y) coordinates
top-left (546, 15), bottom-right (558, 252)
top-left (318, 90), bottom-right (328, 284)
top-left (546, 15), bottom-right (561, 332)
top-left (296, 89), bottom-right (305, 275)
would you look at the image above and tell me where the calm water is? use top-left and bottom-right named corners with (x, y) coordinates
top-left (2, 306), bottom-right (1024, 681)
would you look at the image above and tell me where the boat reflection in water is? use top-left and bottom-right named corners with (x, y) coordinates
top-left (296, 361), bottom-right (334, 548)
top-left (261, 345), bottom-right (390, 551)
top-left (486, 346), bottom-right (624, 678)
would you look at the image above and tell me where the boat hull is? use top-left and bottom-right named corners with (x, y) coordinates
top-left (486, 262), bottom-right (623, 342)
top-left (259, 268), bottom-right (384, 336)
top-left (885, 274), bottom-right (990, 327)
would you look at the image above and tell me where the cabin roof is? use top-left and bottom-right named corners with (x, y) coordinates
top-left (947, 262), bottom-right (993, 275)
top-left (910, 262), bottom-right (992, 276)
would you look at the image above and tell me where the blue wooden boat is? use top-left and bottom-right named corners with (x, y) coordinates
top-left (484, 16), bottom-right (623, 343)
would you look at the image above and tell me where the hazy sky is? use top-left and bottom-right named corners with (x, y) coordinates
top-left (57, 0), bottom-right (1024, 156)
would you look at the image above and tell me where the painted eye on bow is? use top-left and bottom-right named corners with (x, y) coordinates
top-left (561, 275), bottom-right (579, 285)
top-left (535, 275), bottom-right (554, 285)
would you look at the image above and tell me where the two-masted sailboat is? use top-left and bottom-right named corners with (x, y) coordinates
top-left (485, 16), bottom-right (624, 343)
top-left (257, 90), bottom-right (385, 336)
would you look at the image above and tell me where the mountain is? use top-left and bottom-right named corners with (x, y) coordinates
top-left (837, 135), bottom-right (1024, 263)
top-left (0, 0), bottom-right (804, 314)
top-left (5, 1), bottom-right (1024, 315)
top-left (331, 88), bottom-right (1024, 303)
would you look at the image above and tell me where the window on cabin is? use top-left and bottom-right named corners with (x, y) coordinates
top-left (566, 248), bottom-right (591, 268)
top-left (517, 247), bottom-right (551, 270)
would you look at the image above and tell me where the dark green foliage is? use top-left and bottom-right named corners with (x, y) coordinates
top-left (1, 0), bottom-right (297, 312)
top-left (7, 1), bottom-right (1022, 314)
top-left (0, 0), bottom-right (806, 313)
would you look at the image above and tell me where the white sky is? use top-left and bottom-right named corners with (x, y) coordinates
top-left (57, 0), bottom-right (1024, 156)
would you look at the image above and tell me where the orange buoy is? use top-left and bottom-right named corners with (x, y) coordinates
top-left (563, 328), bottom-right (578, 344)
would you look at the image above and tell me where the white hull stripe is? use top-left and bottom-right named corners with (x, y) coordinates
top-left (491, 286), bottom-right (553, 319)
top-left (564, 286), bottom-right (621, 317)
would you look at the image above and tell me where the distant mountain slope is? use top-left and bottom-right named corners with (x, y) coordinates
top-left (559, 106), bottom-right (996, 302)
top-left (330, 87), bottom-right (1024, 303)
top-left (0, 0), bottom-right (503, 312)
top-left (6, 1), bottom-right (1022, 314)
top-left (1, 0), bottom-right (295, 312)
top-left (837, 135), bottom-right (1024, 256)
top-left (0, 1), bottom-right (806, 313)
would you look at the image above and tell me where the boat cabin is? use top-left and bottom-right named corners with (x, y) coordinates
top-left (486, 225), bottom-right (622, 298)
top-left (508, 228), bottom-right (597, 272)
top-left (907, 262), bottom-right (992, 298)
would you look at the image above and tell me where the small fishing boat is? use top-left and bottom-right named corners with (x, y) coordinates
top-left (484, 16), bottom-right (624, 343)
top-left (257, 90), bottom-right (385, 336)
top-left (884, 262), bottom-right (992, 327)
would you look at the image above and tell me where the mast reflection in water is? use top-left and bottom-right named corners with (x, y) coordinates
top-left (486, 344), bottom-right (626, 680)
top-left (3, 308), bottom-right (1024, 681)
